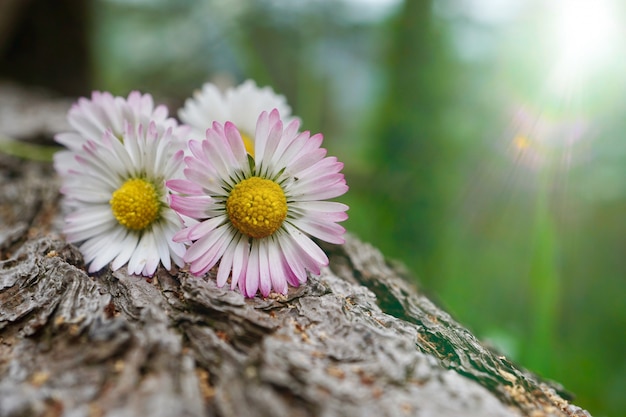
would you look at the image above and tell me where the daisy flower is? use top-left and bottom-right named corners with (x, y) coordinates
top-left (168, 109), bottom-right (348, 298)
top-left (58, 121), bottom-right (187, 276)
top-left (54, 90), bottom-right (186, 175)
top-left (178, 79), bottom-right (295, 155)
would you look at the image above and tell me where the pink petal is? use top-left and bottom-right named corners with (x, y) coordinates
top-left (166, 179), bottom-right (204, 195)
top-left (187, 226), bottom-right (231, 276)
top-left (169, 194), bottom-right (213, 219)
top-left (186, 215), bottom-right (226, 241)
top-left (184, 222), bottom-right (231, 262)
top-left (173, 226), bottom-right (193, 243)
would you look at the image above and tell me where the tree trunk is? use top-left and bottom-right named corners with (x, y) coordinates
top-left (0, 84), bottom-right (592, 417)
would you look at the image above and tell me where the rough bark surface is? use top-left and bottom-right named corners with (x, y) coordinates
top-left (0, 87), bottom-right (593, 417)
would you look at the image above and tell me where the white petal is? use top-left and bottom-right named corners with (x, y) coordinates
top-left (83, 227), bottom-right (126, 272)
top-left (283, 223), bottom-right (328, 268)
top-left (141, 231), bottom-right (160, 276)
top-left (110, 232), bottom-right (139, 271)
top-left (257, 240), bottom-right (271, 297)
top-left (230, 234), bottom-right (249, 290)
top-left (151, 223), bottom-right (173, 270)
top-left (275, 231), bottom-right (307, 283)
top-left (244, 241), bottom-right (260, 297)
top-left (267, 236), bottom-right (287, 294)
top-left (216, 236), bottom-right (238, 287)
top-left (127, 231), bottom-right (157, 276)
top-left (65, 218), bottom-right (117, 244)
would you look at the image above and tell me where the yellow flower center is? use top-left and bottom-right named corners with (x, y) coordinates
top-left (110, 178), bottom-right (161, 231)
top-left (226, 176), bottom-right (287, 239)
top-left (240, 131), bottom-right (255, 157)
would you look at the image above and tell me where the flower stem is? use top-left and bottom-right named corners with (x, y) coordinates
top-left (0, 134), bottom-right (56, 162)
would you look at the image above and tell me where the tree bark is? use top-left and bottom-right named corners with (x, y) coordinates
top-left (0, 85), bottom-right (592, 417)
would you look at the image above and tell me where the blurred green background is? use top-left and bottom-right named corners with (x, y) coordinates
top-left (2, 0), bottom-right (625, 415)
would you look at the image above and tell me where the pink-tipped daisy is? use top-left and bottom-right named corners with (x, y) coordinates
top-left (178, 79), bottom-right (295, 155)
top-left (58, 121), bottom-right (187, 276)
top-left (54, 91), bottom-right (186, 175)
top-left (168, 109), bottom-right (348, 298)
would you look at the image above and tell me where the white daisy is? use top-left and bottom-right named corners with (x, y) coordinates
top-left (58, 121), bottom-right (187, 276)
top-left (168, 109), bottom-right (348, 298)
top-left (54, 90), bottom-right (187, 175)
top-left (178, 79), bottom-right (295, 155)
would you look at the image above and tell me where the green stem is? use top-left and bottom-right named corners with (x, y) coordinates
top-left (0, 134), bottom-right (57, 162)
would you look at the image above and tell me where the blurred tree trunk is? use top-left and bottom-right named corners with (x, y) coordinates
top-left (0, 0), bottom-right (91, 96)
top-left (367, 0), bottom-right (457, 284)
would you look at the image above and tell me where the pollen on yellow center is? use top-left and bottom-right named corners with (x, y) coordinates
top-left (226, 176), bottom-right (287, 239)
top-left (240, 132), bottom-right (255, 157)
top-left (110, 178), bottom-right (161, 231)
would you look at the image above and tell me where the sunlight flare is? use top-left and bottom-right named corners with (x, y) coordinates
top-left (550, 0), bottom-right (621, 92)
